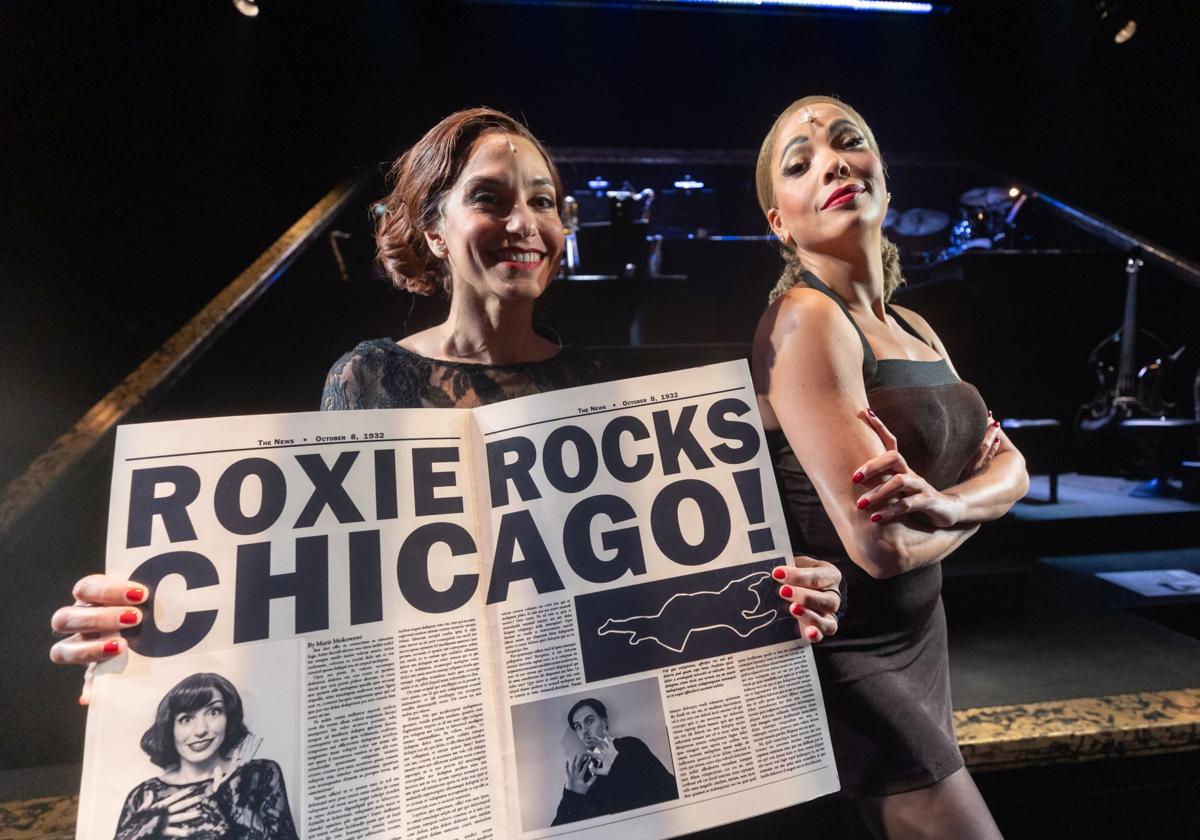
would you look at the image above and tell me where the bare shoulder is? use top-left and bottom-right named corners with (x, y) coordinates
top-left (752, 286), bottom-right (866, 403)
top-left (757, 286), bottom-right (860, 352)
top-left (320, 338), bottom-right (419, 410)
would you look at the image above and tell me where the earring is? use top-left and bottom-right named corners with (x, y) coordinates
top-left (887, 192), bottom-right (893, 201)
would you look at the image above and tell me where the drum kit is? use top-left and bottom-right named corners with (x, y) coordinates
top-left (561, 172), bottom-right (1029, 275)
top-left (888, 186), bottom-right (1027, 266)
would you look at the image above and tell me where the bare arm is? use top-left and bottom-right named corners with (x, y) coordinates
top-left (945, 440), bottom-right (1027, 523)
top-left (755, 290), bottom-right (978, 579)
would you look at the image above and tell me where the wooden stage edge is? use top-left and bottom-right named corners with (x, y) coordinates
top-left (4, 688), bottom-right (1197, 838)
top-left (956, 686), bottom-right (1200, 771)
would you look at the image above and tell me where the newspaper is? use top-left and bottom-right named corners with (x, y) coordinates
top-left (78, 360), bottom-right (839, 840)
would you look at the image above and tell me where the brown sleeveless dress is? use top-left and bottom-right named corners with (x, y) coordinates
top-left (767, 272), bottom-right (989, 796)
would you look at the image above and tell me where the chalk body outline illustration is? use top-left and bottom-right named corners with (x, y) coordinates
top-left (596, 572), bottom-right (782, 654)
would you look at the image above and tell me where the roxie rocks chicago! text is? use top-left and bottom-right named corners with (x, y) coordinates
top-left (120, 398), bottom-right (771, 657)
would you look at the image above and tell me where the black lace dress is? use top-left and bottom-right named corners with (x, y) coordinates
top-left (113, 760), bottom-right (297, 840)
top-left (320, 339), bottom-right (612, 410)
top-left (767, 273), bottom-right (989, 797)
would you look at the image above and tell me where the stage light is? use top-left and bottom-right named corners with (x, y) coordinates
top-left (1114, 18), bottom-right (1137, 43)
top-left (642, 0), bottom-right (936, 13)
top-left (465, 0), bottom-right (947, 14)
top-left (1008, 187), bottom-right (1020, 198)
top-left (233, 0), bottom-right (260, 17)
top-left (1094, 1), bottom-right (1140, 45)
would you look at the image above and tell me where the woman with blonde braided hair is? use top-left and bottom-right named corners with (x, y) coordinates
top-left (752, 96), bottom-right (1028, 838)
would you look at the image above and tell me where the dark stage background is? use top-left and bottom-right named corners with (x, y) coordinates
top-left (4, 0), bottom-right (1200, 486)
top-left (4, 4), bottom-right (1200, 822)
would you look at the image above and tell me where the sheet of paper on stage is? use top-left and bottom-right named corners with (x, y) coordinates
top-left (1095, 569), bottom-right (1200, 596)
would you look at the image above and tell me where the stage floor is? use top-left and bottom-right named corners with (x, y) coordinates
top-left (1011, 473), bottom-right (1200, 520)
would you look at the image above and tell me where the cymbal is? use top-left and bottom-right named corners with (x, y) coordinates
top-left (960, 186), bottom-right (1014, 209)
top-left (895, 208), bottom-right (950, 237)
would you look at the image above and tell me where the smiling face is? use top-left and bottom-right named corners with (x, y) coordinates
top-left (172, 690), bottom-right (227, 768)
top-left (570, 704), bottom-right (610, 749)
top-left (762, 102), bottom-right (888, 259)
top-left (425, 132), bottom-right (564, 304)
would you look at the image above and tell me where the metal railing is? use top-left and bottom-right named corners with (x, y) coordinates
top-left (0, 175), bottom-right (370, 537)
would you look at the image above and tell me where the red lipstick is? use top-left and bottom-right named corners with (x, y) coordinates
top-left (822, 184), bottom-right (865, 210)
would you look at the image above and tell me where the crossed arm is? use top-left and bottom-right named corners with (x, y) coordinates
top-left (756, 291), bottom-right (1028, 580)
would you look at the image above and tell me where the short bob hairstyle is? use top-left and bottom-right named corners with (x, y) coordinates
top-left (140, 672), bottom-right (249, 769)
top-left (566, 698), bottom-right (608, 729)
top-left (375, 107), bottom-right (565, 297)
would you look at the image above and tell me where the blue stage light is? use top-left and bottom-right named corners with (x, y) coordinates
top-left (644, 0), bottom-right (935, 12)
top-left (465, 0), bottom-right (943, 14)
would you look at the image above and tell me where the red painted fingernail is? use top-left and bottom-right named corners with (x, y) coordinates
top-left (119, 610), bottom-right (140, 625)
top-left (126, 587), bottom-right (145, 603)
top-left (790, 603), bottom-right (804, 617)
top-left (871, 513), bottom-right (882, 523)
top-left (103, 639), bottom-right (121, 654)
top-left (992, 420), bottom-right (1001, 427)
top-left (867, 408), bottom-right (877, 418)
top-left (780, 585), bottom-right (794, 598)
top-left (772, 568), bottom-right (786, 580)
top-left (857, 498), bottom-right (870, 510)
top-left (852, 471), bottom-right (865, 484)
top-left (806, 626), bottom-right (820, 641)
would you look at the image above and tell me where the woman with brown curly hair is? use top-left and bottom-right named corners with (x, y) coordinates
top-left (52, 108), bottom-right (844, 685)
top-left (752, 96), bottom-right (1028, 838)
top-left (320, 107), bottom-right (607, 410)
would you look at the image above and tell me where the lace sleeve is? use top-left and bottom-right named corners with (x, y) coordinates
top-left (229, 760), bottom-right (298, 840)
top-left (319, 339), bottom-right (424, 410)
top-left (113, 780), bottom-right (166, 840)
top-left (320, 350), bottom-right (374, 410)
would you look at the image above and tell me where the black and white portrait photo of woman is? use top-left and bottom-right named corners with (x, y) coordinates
top-left (114, 672), bottom-right (298, 840)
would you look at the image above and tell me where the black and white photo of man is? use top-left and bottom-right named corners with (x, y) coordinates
top-left (553, 698), bottom-right (678, 826)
